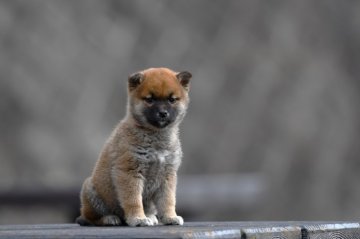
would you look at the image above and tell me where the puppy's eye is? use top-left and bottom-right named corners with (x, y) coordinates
top-left (144, 97), bottom-right (154, 104)
top-left (168, 97), bottom-right (178, 104)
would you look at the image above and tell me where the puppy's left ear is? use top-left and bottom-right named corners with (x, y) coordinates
top-left (176, 71), bottom-right (192, 91)
top-left (128, 72), bottom-right (144, 91)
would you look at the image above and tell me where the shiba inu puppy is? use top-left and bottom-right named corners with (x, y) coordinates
top-left (76, 67), bottom-right (191, 227)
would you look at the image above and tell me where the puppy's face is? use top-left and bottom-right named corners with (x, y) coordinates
top-left (128, 68), bottom-right (191, 129)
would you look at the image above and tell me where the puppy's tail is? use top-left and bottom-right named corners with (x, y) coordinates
top-left (76, 216), bottom-right (94, 226)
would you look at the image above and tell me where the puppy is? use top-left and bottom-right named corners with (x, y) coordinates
top-left (76, 67), bottom-right (191, 226)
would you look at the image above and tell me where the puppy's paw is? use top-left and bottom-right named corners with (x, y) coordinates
top-left (126, 216), bottom-right (154, 227)
top-left (160, 215), bottom-right (184, 226)
top-left (147, 214), bottom-right (159, 225)
top-left (101, 215), bottom-right (121, 226)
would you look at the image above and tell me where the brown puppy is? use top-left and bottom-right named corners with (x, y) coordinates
top-left (76, 67), bottom-right (191, 226)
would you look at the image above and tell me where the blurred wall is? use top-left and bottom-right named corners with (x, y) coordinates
top-left (1, 0), bottom-right (360, 223)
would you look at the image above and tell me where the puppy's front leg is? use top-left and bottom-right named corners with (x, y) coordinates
top-left (155, 171), bottom-right (183, 225)
top-left (115, 171), bottom-right (153, 227)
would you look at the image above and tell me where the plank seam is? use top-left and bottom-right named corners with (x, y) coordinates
top-left (300, 227), bottom-right (308, 239)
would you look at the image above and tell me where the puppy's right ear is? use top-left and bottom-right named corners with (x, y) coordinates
top-left (128, 72), bottom-right (144, 91)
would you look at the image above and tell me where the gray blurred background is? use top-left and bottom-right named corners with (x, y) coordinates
top-left (1, 0), bottom-right (360, 224)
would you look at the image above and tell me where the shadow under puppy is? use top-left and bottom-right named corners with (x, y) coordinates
top-left (76, 67), bottom-right (192, 226)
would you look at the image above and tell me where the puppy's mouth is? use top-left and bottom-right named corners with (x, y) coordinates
top-left (153, 118), bottom-right (171, 128)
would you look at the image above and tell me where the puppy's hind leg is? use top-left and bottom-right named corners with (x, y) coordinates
top-left (97, 215), bottom-right (121, 226)
top-left (78, 177), bottom-right (122, 226)
top-left (77, 213), bottom-right (122, 226)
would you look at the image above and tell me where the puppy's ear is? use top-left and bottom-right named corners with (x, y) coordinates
top-left (128, 72), bottom-right (144, 91)
top-left (176, 71), bottom-right (192, 91)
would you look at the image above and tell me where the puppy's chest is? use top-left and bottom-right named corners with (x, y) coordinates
top-left (132, 134), bottom-right (181, 169)
top-left (134, 148), bottom-right (179, 172)
top-left (133, 148), bottom-right (181, 193)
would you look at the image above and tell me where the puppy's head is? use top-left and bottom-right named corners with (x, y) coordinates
top-left (127, 67), bottom-right (191, 129)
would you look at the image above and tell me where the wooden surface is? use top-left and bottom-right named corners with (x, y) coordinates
top-left (1, 222), bottom-right (360, 239)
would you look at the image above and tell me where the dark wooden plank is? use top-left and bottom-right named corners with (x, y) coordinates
top-left (0, 222), bottom-right (359, 239)
top-left (242, 225), bottom-right (301, 239)
top-left (303, 222), bottom-right (360, 239)
top-left (0, 223), bottom-right (241, 239)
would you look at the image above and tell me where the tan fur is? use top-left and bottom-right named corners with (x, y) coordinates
top-left (76, 67), bottom-right (191, 227)
top-left (136, 68), bottom-right (186, 99)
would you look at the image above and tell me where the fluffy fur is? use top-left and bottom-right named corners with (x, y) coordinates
top-left (76, 67), bottom-right (191, 227)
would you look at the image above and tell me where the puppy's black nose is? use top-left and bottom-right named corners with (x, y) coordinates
top-left (158, 110), bottom-right (169, 119)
